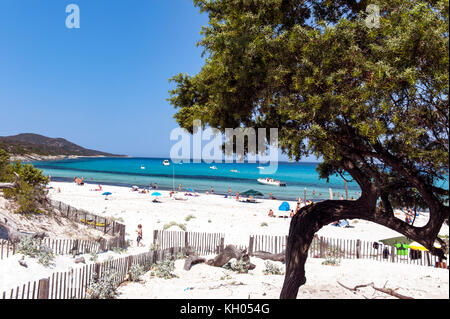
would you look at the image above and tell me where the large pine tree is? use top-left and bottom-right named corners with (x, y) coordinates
top-left (168, 0), bottom-right (449, 298)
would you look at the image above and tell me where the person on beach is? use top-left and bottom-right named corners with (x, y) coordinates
top-left (136, 224), bottom-right (144, 247)
top-left (268, 209), bottom-right (274, 217)
top-left (179, 184), bottom-right (182, 192)
top-left (211, 186), bottom-right (214, 194)
top-left (228, 188), bottom-right (231, 197)
top-left (269, 192), bottom-right (273, 200)
top-left (154, 183), bottom-right (158, 190)
top-left (236, 192), bottom-right (239, 201)
top-left (290, 209), bottom-right (295, 217)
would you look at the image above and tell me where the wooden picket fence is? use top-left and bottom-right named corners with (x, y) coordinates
top-left (49, 199), bottom-right (126, 247)
top-left (153, 230), bottom-right (225, 256)
top-left (1, 247), bottom-right (183, 299)
top-left (248, 235), bottom-right (449, 268)
top-left (0, 235), bottom-right (127, 261)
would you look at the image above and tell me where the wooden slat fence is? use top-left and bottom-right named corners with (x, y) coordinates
top-left (1, 236), bottom-right (127, 261)
top-left (49, 199), bottom-right (126, 248)
top-left (153, 230), bottom-right (225, 256)
top-left (0, 247), bottom-right (183, 299)
top-left (248, 234), bottom-right (449, 268)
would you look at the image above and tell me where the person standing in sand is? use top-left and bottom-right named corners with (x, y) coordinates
top-left (136, 224), bottom-right (144, 247)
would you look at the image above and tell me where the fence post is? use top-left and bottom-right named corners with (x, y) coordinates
top-left (38, 278), bottom-right (50, 299)
top-left (248, 236), bottom-right (254, 256)
top-left (94, 262), bottom-right (101, 281)
top-left (390, 246), bottom-right (396, 262)
top-left (153, 230), bottom-right (158, 247)
top-left (219, 237), bottom-right (225, 253)
top-left (184, 231), bottom-right (189, 248)
top-left (127, 255), bottom-right (133, 273)
top-left (319, 237), bottom-right (324, 258)
top-left (356, 240), bottom-right (361, 259)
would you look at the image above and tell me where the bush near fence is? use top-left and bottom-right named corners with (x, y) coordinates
top-left (1, 247), bottom-right (183, 299)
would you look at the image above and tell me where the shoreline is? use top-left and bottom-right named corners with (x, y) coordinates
top-left (48, 176), bottom-right (326, 202)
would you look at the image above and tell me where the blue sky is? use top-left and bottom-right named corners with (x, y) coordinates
top-left (0, 0), bottom-right (319, 162)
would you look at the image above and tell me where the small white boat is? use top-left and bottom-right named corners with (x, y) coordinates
top-left (140, 165), bottom-right (146, 170)
top-left (163, 160), bottom-right (170, 166)
top-left (230, 169), bottom-right (238, 173)
top-left (257, 177), bottom-right (286, 187)
top-left (210, 166), bottom-right (218, 170)
top-left (257, 166), bottom-right (264, 169)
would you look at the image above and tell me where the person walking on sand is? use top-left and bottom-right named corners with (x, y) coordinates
top-left (211, 186), bottom-right (214, 194)
top-left (136, 224), bottom-right (144, 247)
top-left (179, 184), bottom-right (182, 192)
top-left (228, 188), bottom-right (231, 197)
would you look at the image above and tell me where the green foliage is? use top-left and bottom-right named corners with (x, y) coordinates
top-left (185, 214), bottom-right (196, 222)
top-left (163, 221), bottom-right (187, 231)
top-left (149, 257), bottom-right (178, 279)
top-left (168, 0), bottom-right (449, 222)
top-left (129, 264), bottom-right (146, 282)
top-left (260, 222), bottom-right (268, 227)
top-left (86, 268), bottom-right (121, 299)
top-left (262, 261), bottom-right (284, 275)
top-left (1, 151), bottom-right (50, 214)
top-left (223, 259), bottom-right (251, 274)
top-left (17, 236), bottom-right (54, 267)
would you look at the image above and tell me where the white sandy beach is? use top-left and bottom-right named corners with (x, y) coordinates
top-left (46, 181), bottom-right (448, 246)
top-left (0, 181), bottom-right (448, 299)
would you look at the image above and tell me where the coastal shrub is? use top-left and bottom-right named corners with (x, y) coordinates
top-left (223, 259), bottom-right (251, 274)
top-left (1, 158), bottom-right (49, 214)
top-left (129, 264), bottom-right (145, 282)
top-left (260, 222), bottom-right (268, 227)
top-left (163, 221), bottom-right (186, 231)
top-left (85, 269), bottom-right (121, 299)
top-left (262, 261), bottom-right (284, 275)
top-left (149, 257), bottom-right (178, 279)
top-left (89, 252), bottom-right (98, 262)
top-left (185, 214), bottom-right (196, 222)
top-left (17, 236), bottom-right (54, 267)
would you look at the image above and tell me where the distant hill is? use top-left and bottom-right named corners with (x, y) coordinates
top-left (0, 133), bottom-right (125, 158)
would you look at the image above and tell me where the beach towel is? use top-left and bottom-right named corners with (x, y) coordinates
top-left (395, 243), bottom-right (409, 256)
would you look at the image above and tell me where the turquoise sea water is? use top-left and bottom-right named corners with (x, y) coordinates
top-left (32, 157), bottom-right (362, 201)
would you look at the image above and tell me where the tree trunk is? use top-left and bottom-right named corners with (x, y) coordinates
top-left (280, 196), bottom-right (448, 299)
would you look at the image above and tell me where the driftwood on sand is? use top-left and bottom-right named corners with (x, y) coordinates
top-left (183, 245), bottom-right (206, 270)
top-left (206, 245), bottom-right (255, 270)
top-left (337, 281), bottom-right (414, 299)
top-left (252, 251), bottom-right (285, 262)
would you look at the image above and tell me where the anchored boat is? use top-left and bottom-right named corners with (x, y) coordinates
top-left (257, 177), bottom-right (287, 187)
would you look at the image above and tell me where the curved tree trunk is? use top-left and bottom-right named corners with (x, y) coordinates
top-left (279, 196), bottom-right (449, 299)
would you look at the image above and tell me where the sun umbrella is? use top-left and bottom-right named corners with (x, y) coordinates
top-left (409, 241), bottom-right (441, 251)
top-left (240, 189), bottom-right (264, 197)
top-left (186, 188), bottom-right (195, 192)
top-left (102, 192), bottom-right (112, 196)
top-left (151, 192), bottom-right (162, 196)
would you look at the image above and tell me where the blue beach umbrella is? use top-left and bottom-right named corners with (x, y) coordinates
top-left (102, 192), bottom-right (112, 196)
top-left (151, 192), bottom-right (162, 196)
top-left (186, 188), bottom-right (195, 192)
top-left (278, 201), bottom-right (290, 211)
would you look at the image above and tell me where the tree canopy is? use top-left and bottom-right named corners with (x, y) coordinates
top-left (168, 0), bottom-right (449, 298)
